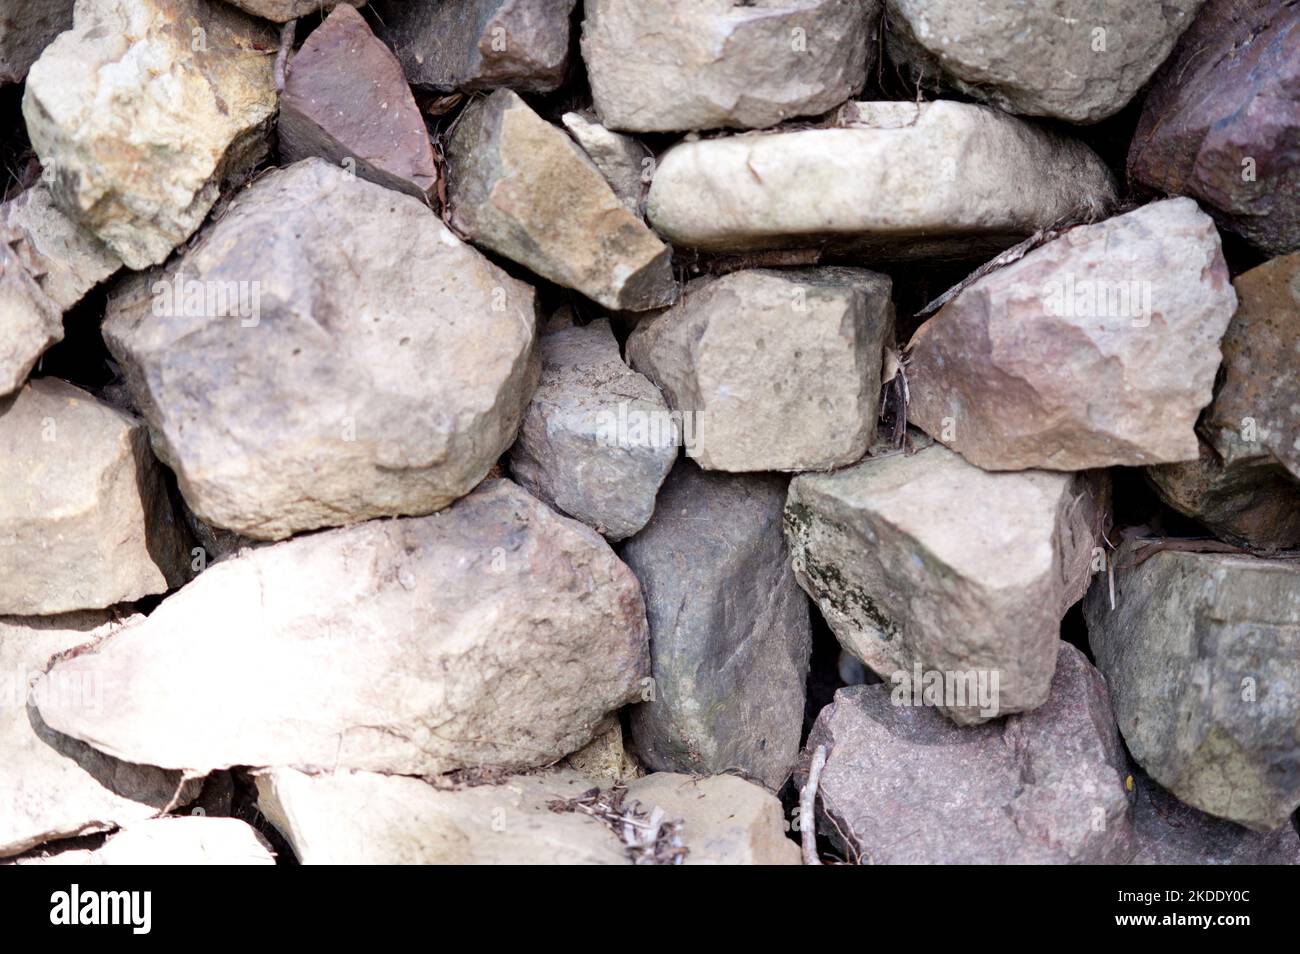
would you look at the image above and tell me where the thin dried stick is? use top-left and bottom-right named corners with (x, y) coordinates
top-left (800, 745), bottom-right (828, 865)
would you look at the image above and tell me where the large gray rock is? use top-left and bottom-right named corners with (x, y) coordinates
top-left (1085, 542), bottom-right (1300, 832)
top-left (0, 612), bottom-right (198, 858)
top-left (0, 379), bottom-right (191, 615)
top-left (646, 100), bottom-right (1116, 258)
top-left (375, 0), bottom-right (576, 93)
top-left (907, 198), bottom-right (1237, 471)
top-left (279, 5), bottom-right (438, 201)
top-left (796, 643), bottom-right (1133, 864)
top-left (1129, 769), bottom-right (1300, 865)
top-left (256, 768), bottom-right (628, 864)
top-left (22, 0), bottom-right (278, 269)
top-left (624, 774), bottom-right (800, 865)
top-left (885, 0), bottom-right (1203, 123)
top-left (36, 480), bottom-right (650, 777)
top-left (1147, 251), bottom-right (1300, 551)
top-left (447, 89), bottom-right (675, 312)
top-left (0, 0), bottom-right (73, 84)
top-left (623, 462), bottom-right (811, 792)
top-left (581, 0), bottom-right (876, 133)
top-left (626, 268), bottom-right (894, 472)
top-left (786, 442), bottom-right (1106, 724)
top-left (509, 319), bottom-right (675, 541)
top-left (104, 159), bottom-right (538, 541)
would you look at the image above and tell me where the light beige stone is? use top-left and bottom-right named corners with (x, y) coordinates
top-left (0, 379), bottom-right (191, 615)
top-left (36, 481), bottom-right (650, 776)
top-left (627, 268), bottom-right (893, 472)
top-left (646, 100), bottom-right (1116, 258)
top-left (22, 0), bottom-right (278, 268)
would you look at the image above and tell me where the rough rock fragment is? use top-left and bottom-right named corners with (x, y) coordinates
top-left (0, 379), bottom-right (191, 615)
top-left (1084, 542), bottom-right (1300, 831)
top-left (1148, 251), bottom-right (1300, 550)
top-left (374, 0), bottom-right (575, 93)
top-left (103, 159), bottom-right (538, 541)
top-left (885, 0), bottom-right (1204, 123)
top-left (581, 0), bottom-right (876, 133)
top-left (562, 718), bottom-right (641, 782)
top-left (509, 319), bottom-right (675, 541)
top-left (795, 643), bottom-right (1133, 864)
top-left (2, 185), bottom-right (122, 312)
top-left (624, 774), bottom-right (800, 865)
top-left (0, 237), bottom-right (62, 397)
top-left (13, 817), bottom-right (275, 865)
top-left (447, 90), bottom-right (675, 312)
top-left (36, 480), bottom-right (650, 777)
top-left (256, 768), bottom-right (627, 864)
top-left (907, 199), bottom-right (1237, 470)
top-left (646, 101), bottom-right (1115, 258)
top-left (561, 111), bottom-right (651, 214)
top-left (1128, 0), bottom-right (1300, 254)
top-left (0, 612), bottom-right (199, 859)
top-left (279, 5), bottom-right (437, 201)
top-left (1129, 769), bottom-right (1300, 865)
top-left (627, 268), bottom-right (893, 472)
top-left (785, 442), bottom-right (1106, 724)
top-left (623, 462), bottom-right (811, 791)
top-left (0, 0), bottom-right (73, 84)
top-left (22, 0), bottom-right (278, 269)
top-left (223, 0), bottom-right (362, 23)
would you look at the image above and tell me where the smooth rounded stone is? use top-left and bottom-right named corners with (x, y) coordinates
top-left (907, 198), bottom-right (1238, 471)
top-left (0, 612), bottom-right (199, 859)
top-left (561, 111), bottom-right (652, 214)
top-left (626, 268), bottom-right (894, 472)
top-left (1084, 542), bottom-right (1300, 832)
top-left (36, 480), bottom-right (650, 777)
top-left (646, 100), bottom-right (1116, 258)
top-left (622, 462), bottom-right (811, 792)
top-left (785, 442), bottom-right (1107, 725)
top-left (222, 0), bottom-right (362, 22)
top-left (0, 0), bottom-right (73, 84)
top-left (885, 0), bottom-right (1204, 124)
top-left (2, 185), bottom-right (122, 313)
top-left (0, 236), bottom-right (62, 397)
top-left (581, 0), bottom-right (875, 133)
top-left (447, 89), bottom-right (675, 312)
top-left (0, 379), bottom-right (191, 615)
top-left (1128, 0), bottom-right (1299, 255)
top-left (22, 0), bottom-right (278, 270)
top-left (279, 5), bottom-right (437, 201)
top-left (1149, 252), bottom-right (1300, 549)
top-left (624, 774), bottom-right (801, 865)
top-left (509, 319), bottom-right (676, 541)
top-left (374, 0), bottom-right (576, 93)
top-left (795, 643), bottom-right (1133, 865)
top-left (256, 768), bottom-right (629, 865)
top-left (103, 159), bottom-right (539, 541)
top-left (1129, 769), bottom-right (1300, 865)
top-left (14, 817), bottom-right (276, 866)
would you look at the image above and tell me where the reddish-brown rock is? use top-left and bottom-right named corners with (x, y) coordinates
top-left (1128, 0), bottom-right (1300, 254)
top-left (280, 5), bottom-right (437, 202)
